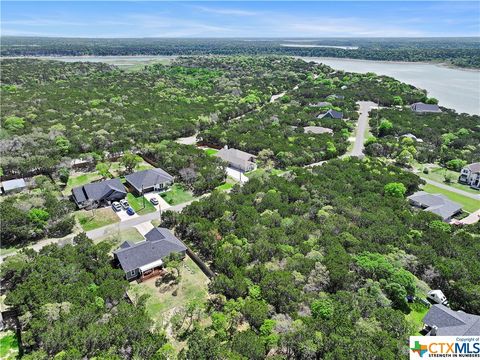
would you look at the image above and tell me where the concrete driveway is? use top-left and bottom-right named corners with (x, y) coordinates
top-left (226, 167), bottom-right (249, 183)
top-left (143, 192), bottom-right (171, 211)
top-left (115, 208), bottom-right (139, 221)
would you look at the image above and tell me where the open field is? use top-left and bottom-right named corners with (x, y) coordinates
top-left (423, 183), bottom-right (480, 213)
top-left (128, 255), bottom-right (209, 328)
top-left (126, 193), bottom-right (156, 215)
top-left (160, 184), bottom-right (195, 205)
top-left (76, 207), bottom-right (119, 231)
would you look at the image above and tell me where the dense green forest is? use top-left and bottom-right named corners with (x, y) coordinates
top-left (160, 158), bottom-right (480, 359)
top-left (2, 36), bottom-right (480, 68)
top-left (365, 108), bottom-right (480, 165)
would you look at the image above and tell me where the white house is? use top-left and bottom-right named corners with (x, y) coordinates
top-left (459, 162), bottom-right (480, 190)
top-left (215, 147), bottom-right (257, 172)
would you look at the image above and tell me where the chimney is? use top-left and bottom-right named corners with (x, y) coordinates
top-left (430, 325), bottom-right (438, 336)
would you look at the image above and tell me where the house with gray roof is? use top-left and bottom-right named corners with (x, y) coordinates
top-left (407, 191), bottom-right (462, 222)
top-left (303, 126), bottom-right (334, 135)
top-left (215, 147), bottom-right (257, 172)
top-left (317, 109), bottom-right (343, 120)
top-left (72, 178), bottom-right (126, 209)
top-left (1, 178), bottom-right (26, 194)
top-left (309, 101), bottom-right (332, 107)
top-left (411, 102), bottom-right (442, 114)
top-left (114, 227), bottom-right (187, 281)
top-left (422, 304), bottom-right (480, 336)
top-left (125, 168), bottom-right (174, 195)
top-left (459, 162), bottom-right (480, 190)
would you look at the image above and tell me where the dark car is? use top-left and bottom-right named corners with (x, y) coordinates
top-left (126, 207), bottom-right (135, 216)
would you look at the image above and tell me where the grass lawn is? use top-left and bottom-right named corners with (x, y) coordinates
top-left (126, 193), bottom-right (156, 215)
top-left (415, 164), bottom-right (479, 195)
top-left (246, 168), bottom-right (286, 178)
top-left (0, 331), bottom-right (19, 360)
top-left (63, 172), bottom-right (102, 195)
top-left (204, 148), bottom-right (218, 157)
top-left (76, 207), bottom-right (119, 231)
top-left (160, 184), bottom-right (195, 205)
top-left (128, 255), bottom-right (209, 328)
top-left (423, 183), bottom-right (480, 213)
top-left (95, 227), bottom-right (145, 246)
top-left (405, 303), bottom-right (430, 336)
top-left (216, 182), bottom-right (234, 191)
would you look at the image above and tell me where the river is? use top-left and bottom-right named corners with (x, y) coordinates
top-left (301, 57), bottom-right (480, 115)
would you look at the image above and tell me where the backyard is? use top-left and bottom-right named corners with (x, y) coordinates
top-left (422, 183), bottom-right (480, 213)
top-left (76, 207), bottom-right (119, 231)
top-left (160, 184), bottom-right (195, 205)
top-left (203, 148), bottom-right (218, 157)
top-left (128, 255), bottom-right (209, 329)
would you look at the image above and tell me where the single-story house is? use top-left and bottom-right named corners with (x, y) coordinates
top-left (72, 178), bottom-right (127, 209)
top-left (309, 101), bottom-right (331, 107)
top-left (407, 191), bottom-right (462, 222)
top-left (459, 162), bottom-right (480, 190)
top-left (410, 102), bottom-right (442, 114)
top-left (317, 109), bottom-right (343, 120)
top-left (327, 94), bottom-right (345, 100)
top-left (215, 147), bottom-right (257, 172)
top-left (125, 168), bottom-right (174, 195)
top-left (303, 126), bottom-right (334, 135)
top-left (114, 227), bottom-right (187, 281)
top-left (422, 304), bottom-right (480, 336)
top-left (1, 178), bottom-right (27, 194)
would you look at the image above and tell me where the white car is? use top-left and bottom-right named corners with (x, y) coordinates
top-left (119, 199), bottom-right (130, 209)
top-left (112, 202), bottom-right (122, 212)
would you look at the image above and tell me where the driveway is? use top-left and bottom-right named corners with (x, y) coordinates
top-left (226, 167), bottom-right (249, 183)
top-left (116, 208), bottom-right (139, 221)
top-left (143, 191), bottom-right (172, 211)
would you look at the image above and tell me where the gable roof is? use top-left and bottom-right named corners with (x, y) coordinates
top-left (466, 162), bottom-right (480, 173)
top-left (125, 168), bottom-right (174, 192)
top-left (215, 148), bottom-right (256, 168)
top-left (309, 101), bottom-right (332, 107)
top-left (423, 304), bottom-right (480, 336)
top-left (303, 126), bottom-right (333, 135)
top-left (411, 102), bottom-right (441, 113)
top-left (2, 178), bottom-right (26, 192)
top-left (72, 178), bottom-right (126, 203)
top-left (114, 228), bottom-right (187, 273)
top-left (318, 109), bottom-right (343, 119)
top-left (407, 191), bottom-right (462, 220)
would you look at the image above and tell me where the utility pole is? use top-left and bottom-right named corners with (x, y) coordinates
top-left (142, 185), bottom-right (145, 209)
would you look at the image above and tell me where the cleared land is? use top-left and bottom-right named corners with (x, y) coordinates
top-left (76, 207), bottom-right (119, 231)
top-left (160, 184), bottom-right (195, 205)
top-left (128, 255), bottom-right (209, 328)
top-left (423, 183), bottom-right (480, 213)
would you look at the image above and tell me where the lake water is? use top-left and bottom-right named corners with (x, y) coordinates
top-left (301, 57), bottom-right (480, 115)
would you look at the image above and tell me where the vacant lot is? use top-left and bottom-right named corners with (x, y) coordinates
top-left (128, 255), bottom-right (209, 329)
top-left (423, 183), bottom-right (480, 213)
top-left (160, 184), bottom-right (195, 205)
top-left (76, 207), bottom-right (119, 231)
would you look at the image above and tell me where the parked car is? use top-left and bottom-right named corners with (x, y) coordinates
top-left (120, 199), bottom-right (130, 209)
top-left (150, 197), bottom-right (159, 205)
top-left (112, 202), bottom-right (122, 212)
top-left (126, 207), bottom-right (135, 216)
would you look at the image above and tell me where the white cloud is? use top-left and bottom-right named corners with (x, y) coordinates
top-left (195, 6), bottom-right (260, 17)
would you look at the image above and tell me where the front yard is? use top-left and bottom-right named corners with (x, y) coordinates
top-left (414, 163), bottom-right (479, 195)
top-left (76, 207), bottom-right (119, 231)
top-left (423, 183), bottom-right (480, 213)
top-left (128, 255), bottom-right (209, 329)
top-left (160, 184), bottom-right (195, 205)
top-left (95, 227), bottom-right (145, 246)
top-left (126, 193), bottom-right (156, 215)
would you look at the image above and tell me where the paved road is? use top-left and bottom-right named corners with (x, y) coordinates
top-left (350, 101), bottom-right (377, 158)
top-left (420, 177), bottom-right (480, 201)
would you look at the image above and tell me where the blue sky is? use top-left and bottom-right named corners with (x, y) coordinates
top-left (2, 1), bottom-right (479, 38)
